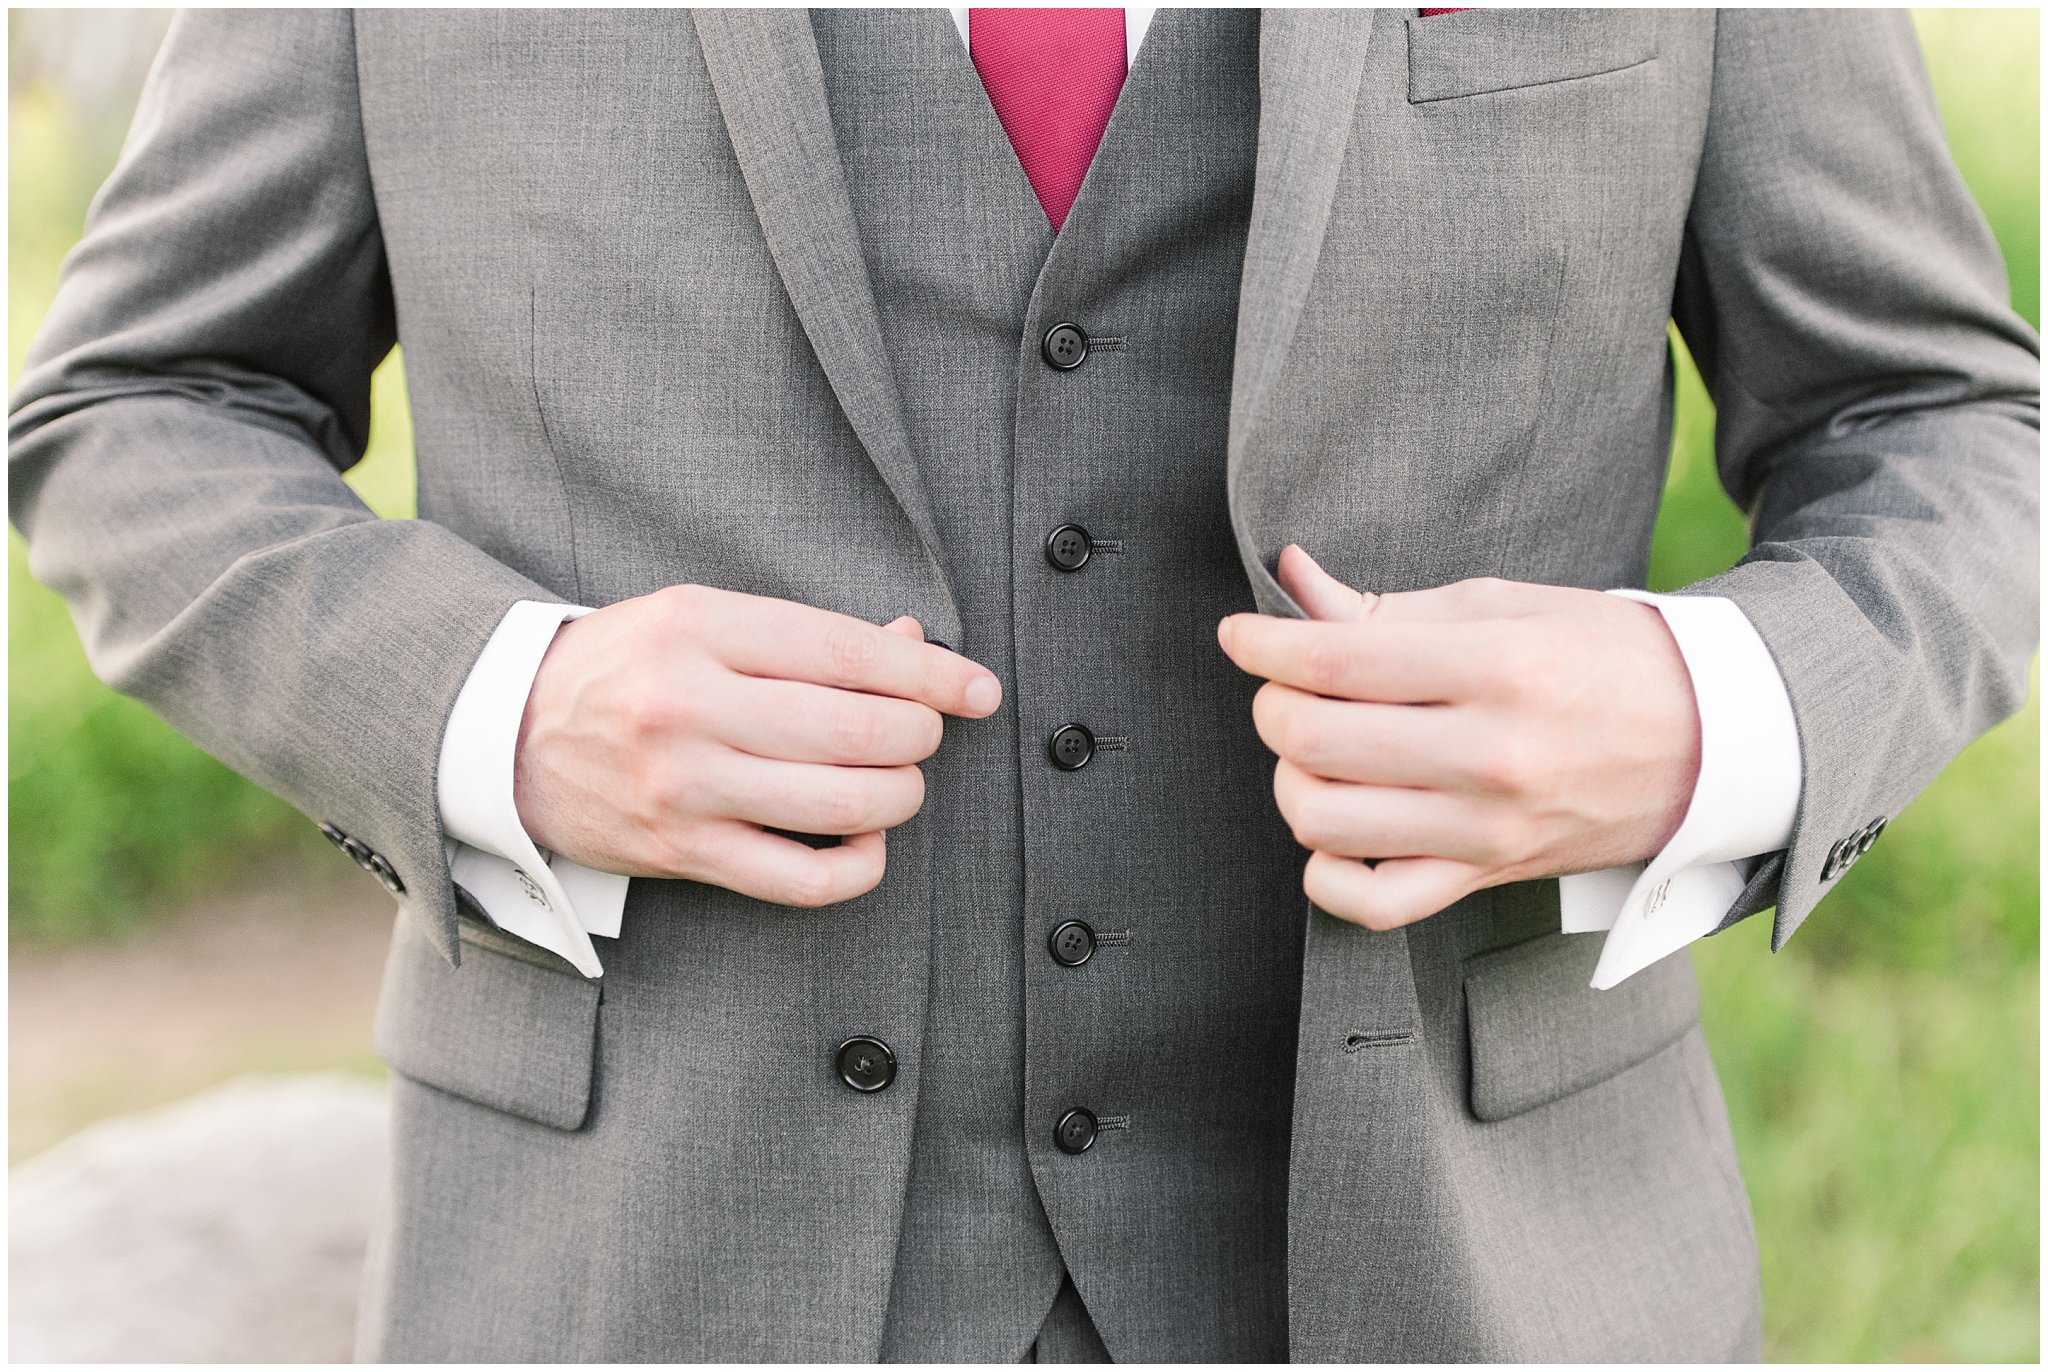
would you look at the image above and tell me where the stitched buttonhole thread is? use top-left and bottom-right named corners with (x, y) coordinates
top-left (1344, 1030), bottom-right (1416, 1053)
top-left (1095, 1114), bottom-right (1132, 1132)
top-left (1094, 929), bottom-right (1134, 947)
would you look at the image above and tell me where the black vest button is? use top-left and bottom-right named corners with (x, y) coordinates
top-left (1054, 1107), bottom-right (1099, 1155)
top-left (1044, 524), bottom-right (1093, 572)
top-left (1048, 920), bottom-right (1097, 967)
top-left (1048, 723), bottom-right (1096, 771)
top-left (836, 1036), bottom-right (897, 1093)
top-left (1041, 322), bottom-right (1089, 370)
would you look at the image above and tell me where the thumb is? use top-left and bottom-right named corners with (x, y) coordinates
top-left (1277, 544), bottom-right (1377, 623)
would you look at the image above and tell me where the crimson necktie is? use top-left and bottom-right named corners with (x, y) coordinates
top-left (969, 9), bottom-right (1127, 232)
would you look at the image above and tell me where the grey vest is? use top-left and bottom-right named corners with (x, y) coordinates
top-left (812, 10), bottom-right (1299, 1360)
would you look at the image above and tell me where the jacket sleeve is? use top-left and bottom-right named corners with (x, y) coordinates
top-left (1668, 9), bottom-right (2040, 950)
top-left (7, 9), bottom-right (558, 966)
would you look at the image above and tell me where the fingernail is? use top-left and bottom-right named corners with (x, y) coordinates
top-left (965, 675), bottom-right (1001, 715)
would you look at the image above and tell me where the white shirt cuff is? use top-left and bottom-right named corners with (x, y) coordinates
top-left (436, 599), bottom-right (631, 978)
top-left (1558, 591), bottom-right (1803, 989)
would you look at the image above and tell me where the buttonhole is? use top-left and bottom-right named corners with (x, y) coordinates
top-left (1344, 1029), bottom-right (1415, 1052)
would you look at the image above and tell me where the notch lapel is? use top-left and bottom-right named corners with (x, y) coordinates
top-left (693, 9), bottom-right (962, 645)
top-left (1228, 8), bottom-right (1376, 617)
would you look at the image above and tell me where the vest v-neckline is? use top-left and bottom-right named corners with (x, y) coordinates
top-left (944, 7), bottom-right (1180, 244)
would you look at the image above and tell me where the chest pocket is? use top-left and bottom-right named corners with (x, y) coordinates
top-left (372, 906), bottom-right (602, 1131)
top-left (1406, 8), bottom-right (1659, 104)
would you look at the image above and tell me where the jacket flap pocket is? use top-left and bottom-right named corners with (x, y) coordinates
top-left (1407, 10), bottom-right (1657, 104)
top-left (373, 912), bottom-right (601, 1131)
top-left (1463, 930), bottom-right (1700, 1123)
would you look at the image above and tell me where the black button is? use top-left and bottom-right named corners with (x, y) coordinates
top-left (836, 1036), bottom-right (897, 1093)
top-left (1048, 920), bottom-right (1096, 967)
top-left (1054, 1107), bottom-right (1098, 1155)
top-left (367, 852), bottom-right (406, 896)
top-left (1042, 322), bottom-right (1089, 370)
top-left (1044, 524), bottom-right (1093, 572)
top-left (1858, 816), bottom-right (1887, 854)
top-left (340, 835), bottom-right (375, 871)
top-left (1048, 723), bottom-right (1095, 771)
top-left (1821, 840), bottom-right (1846, 881)
top-left (317, 821), bottom-right (349, 850)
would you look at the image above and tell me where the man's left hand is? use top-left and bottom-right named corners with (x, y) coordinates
top-left (1218, 545), bottom-right (1702, 931)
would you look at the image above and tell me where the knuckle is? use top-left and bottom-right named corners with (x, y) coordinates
top-left (856, 833), bottom-right (891, 885)
top-left (654, 823), bottom-right (710, 878)
top-left (844, 855), bottom-right (887, 901)
top-left (646, 684), bottom-right (702, 740)
top-left (629, 761), bottom-right (683, 821)
top-left (1251, 685), bottom-right (1287, 750)
top-left (919, 651), bottom-right (953, 707)
top-left (781, 857), bottom-right (840, 909)
top-left (1303, 858), bottom-right (1366, 926)
top-left (825, 702), bottom-right (881, 761)
top-left (911, 707), bottom-right (946, 760)
top-left (812, 776), bottom-right (871, 832)
top-left (869, 769), bottom-right (923, 830)
top-left (1298, 635), bottom-right (1353, 696)
top-left (894, 766), bottom-right (928, 824)
top-left (822, 623), bottom-right (880, 684)
top-left (1357, 900), bottom-right (1401, 933)
top-left (1286, 793), bottom-right (1337, 852)
top-left (1472, 735), bottom-right (1534, 793)
top-left (1280, 710), bottom-right (1326, 770)
top-left (656, 582), bottom-right (708, 628)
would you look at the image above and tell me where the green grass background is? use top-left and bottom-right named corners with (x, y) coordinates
top-left (8, 11), bottom-right (2038, 1361)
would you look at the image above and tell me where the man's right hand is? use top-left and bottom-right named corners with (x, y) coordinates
top-left (512, 584), bottom-right (1002, 907)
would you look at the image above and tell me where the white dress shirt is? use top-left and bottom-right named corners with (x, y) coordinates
top-left (436, 8), bottom-right (1803, 984)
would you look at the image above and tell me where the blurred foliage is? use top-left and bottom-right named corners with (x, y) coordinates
top-left (6, 9), bottom-right (2038, 1361)
top-left (1645, 11), bottom-right (2041, 1361)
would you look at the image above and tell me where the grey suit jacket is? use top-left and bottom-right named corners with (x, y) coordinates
top-left (11, 7), bottom-right (2037, 1361)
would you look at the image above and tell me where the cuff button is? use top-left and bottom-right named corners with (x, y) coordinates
top-left (366, 852), bottom-right (406, 896)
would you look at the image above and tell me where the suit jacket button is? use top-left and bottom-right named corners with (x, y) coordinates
top-left (339, 835), bottom-right (375, 871)
top-left (1859, 816), bottom-right (1888, 853)
top-left (836, 1036), bottom-right (897, 1093)
top-left (1048, 723), bottom-right (1096, 771)
top-left (1048, 920), bottom-right (1097, 967)
top-left (1042, 322), bottom-right (1089, 370)
top-left (317, 821), bottom-right (349, 850)
top-left (1054, 1107), bottom-right (1098, 1154)
top-left (1044, 524), bottom-right (1094, 572)
top-left (367, 852), bottom-right (406, 896)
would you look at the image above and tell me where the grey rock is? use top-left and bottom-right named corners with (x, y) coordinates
top-left (10, 1074), bottom-right (389, 1364)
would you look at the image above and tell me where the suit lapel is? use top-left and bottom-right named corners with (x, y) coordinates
top-left (1228, 8), bottom-right (1376, 613)
top-left (693, 9), bottom-right (961, 640)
